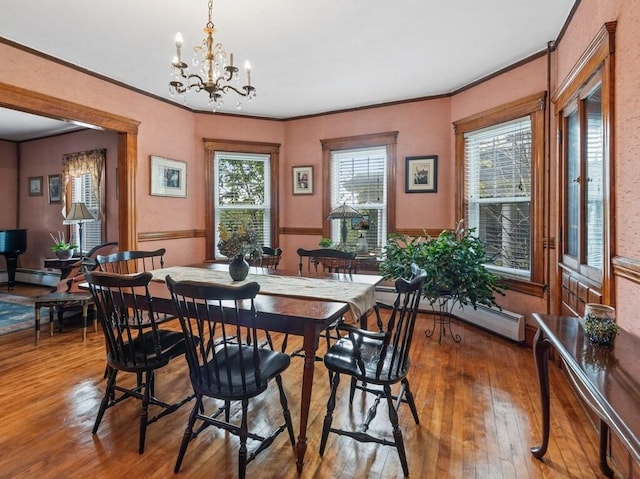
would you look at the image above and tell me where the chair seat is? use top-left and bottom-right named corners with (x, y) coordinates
top-left (196, 344), bottom-right (291, 399)
top-left (107, 329), bottom-right (187, 372)
top-left (324, 335), bottom-right (409, 385)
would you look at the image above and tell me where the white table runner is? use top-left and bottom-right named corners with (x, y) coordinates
top-left (152, 266), bottom-right (376, 320)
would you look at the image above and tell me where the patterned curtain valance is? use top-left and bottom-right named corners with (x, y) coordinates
top-left (61, 148), bottom-right (106, 219)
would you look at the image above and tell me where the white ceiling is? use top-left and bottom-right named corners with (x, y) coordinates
top-left (0, 0), bottom-right (575, 140)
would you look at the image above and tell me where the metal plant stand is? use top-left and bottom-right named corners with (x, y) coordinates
top-left (425, 294), bottom-right (462, 344)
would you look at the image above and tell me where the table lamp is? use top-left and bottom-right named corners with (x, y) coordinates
top-left (63, 202), bottom-right (95, 256)
top-left (327, 202), bottom-right (362, 250)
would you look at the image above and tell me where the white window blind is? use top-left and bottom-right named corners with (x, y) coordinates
top-left (330, 146), bottom-right (387, 250)
top-left (214, 151), bottom-right (271, 257)
top-left (464, 117), bottom-right (531, 276)
top-left (71, 174), bottom-right (102, 253)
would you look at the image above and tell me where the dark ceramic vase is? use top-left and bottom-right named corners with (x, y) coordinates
top-left (229, 254), bottom-right (250, 281)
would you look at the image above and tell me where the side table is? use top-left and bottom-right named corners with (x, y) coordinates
top-left (34, 291), bottom-right (94, 345)
top-left (43, 257), bottom-right (82, 279)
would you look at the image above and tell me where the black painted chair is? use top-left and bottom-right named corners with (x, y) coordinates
top-left (319, 263), bottom-right (427, 477)
top-left (281, 248), bottom-right (358, 358)
top-left (297, 248), bottom-right (356, 275)
top-left (85, 270), bottom-right (192, 454)
top-left (95, 248), bottom-right (166, 274)
top-left (166, 276), bottom-right (296, 479)
top-left (249, 246), bottom-right (282, 271)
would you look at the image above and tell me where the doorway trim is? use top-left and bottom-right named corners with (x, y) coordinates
top-left (0, 81), bottom-right (139, 250)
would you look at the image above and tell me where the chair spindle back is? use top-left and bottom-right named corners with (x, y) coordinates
top-left (297, 248), bottom-right (356, 276)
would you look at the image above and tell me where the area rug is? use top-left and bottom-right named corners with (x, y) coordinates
top-left (0, 293), bottom-right (38, 335)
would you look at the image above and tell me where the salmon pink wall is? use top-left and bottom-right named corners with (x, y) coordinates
top-left (279, 99), bottom-right (453, 269)
top-left (451, 57), bottom-right (548, 122)
top-left (449, 55), bottom-right (551, 325)
top-left (0, 42), bottom-right (203, 268)
top-left (0, 140), bottom-right (18, 229)
top-left (17, 129), bottom-right (118, 270)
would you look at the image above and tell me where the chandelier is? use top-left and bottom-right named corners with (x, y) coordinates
top-left (169, 0), bottom-right (256, 112)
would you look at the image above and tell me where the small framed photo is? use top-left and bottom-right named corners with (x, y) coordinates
top-left (150, 155), bottom-right (187, 198)
top-left (29, 176), bottom-right (43, 196)
top-left (48, 174), bottom-right (62, 203)
top-left (292, 166), bottom-right (313, 195)
top-left (405, 155), bottom-right (438, 193)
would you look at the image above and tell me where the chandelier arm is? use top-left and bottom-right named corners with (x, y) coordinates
top-left (219, 85), bottom-right (253, 97)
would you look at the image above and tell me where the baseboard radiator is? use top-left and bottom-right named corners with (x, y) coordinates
top-left (0, 269), bottom-right (59, 288)
top-left (375, 286), bottom-right (525, 342)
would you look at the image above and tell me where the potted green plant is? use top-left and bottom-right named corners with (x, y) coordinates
top-left (379, 220), bottom-right (505, 311)
top-left (318, 237), bottom-right (333, 248)
top-left (50, 231), bottom-right (78, 259)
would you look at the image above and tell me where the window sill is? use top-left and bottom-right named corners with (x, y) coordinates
top-left (498, 275), bottom-right (546, 297)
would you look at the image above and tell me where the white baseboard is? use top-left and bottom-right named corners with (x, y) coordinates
top-left (375, 286), bottom-right (525, 342)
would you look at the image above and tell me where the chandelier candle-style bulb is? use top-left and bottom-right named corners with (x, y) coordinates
top-left (245, 61), bottom-right (251, 86)
top-left (169, 0), bottom-right (256, 112)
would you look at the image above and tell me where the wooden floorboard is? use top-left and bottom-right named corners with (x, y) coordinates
top-left (0, 307), bottom-right (609, 478)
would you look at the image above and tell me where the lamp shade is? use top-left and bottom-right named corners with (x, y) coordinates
top-left (64, 202), bottom-right (95, 223)
top-left (327, 202), bottom-right (362, 220)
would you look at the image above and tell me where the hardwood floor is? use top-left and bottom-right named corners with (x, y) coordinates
top-left (0, 307), bottom-right (606, 478)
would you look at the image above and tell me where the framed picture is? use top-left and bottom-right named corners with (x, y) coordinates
top-left (28, 176), bottom-right (43, 196)
top-left (405, 155), bottom-right (438, 193)
top-left (351, 215), bottom-right (370, 230)
top-left (48, 174), bottom-right (62, 203)
top-left (150, 155), bottom-right (187, 197)
top-left (292, 166), bottom-right (313, 195)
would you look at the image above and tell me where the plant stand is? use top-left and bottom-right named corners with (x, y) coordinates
top-left (425, 294), bottom-right (462, 344)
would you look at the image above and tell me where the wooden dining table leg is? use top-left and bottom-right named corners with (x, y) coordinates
top-left (296, 324), bottom-right (320, 474)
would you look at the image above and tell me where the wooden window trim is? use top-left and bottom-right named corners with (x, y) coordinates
top-left (320, 131), bottom-right (398, 238)
top-left (204, 138), bottom-right (280, 261)
top-left (453, 92), bottom-right (547, 288)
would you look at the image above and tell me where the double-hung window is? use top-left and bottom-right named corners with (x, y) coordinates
top-left (330, 146), bottom-right (387, 250)
top-left (61, 148), bottom-right (105, 254)
top-left (70, 174), bottom-right (102, 252)
top-left (213, 151), bottom-right (271, 257)
top-left (464, 117), bottom-right (532, 276)
top-left (322, 132), bottom-right (397, 253)
top-left (205, 140), bottom-right (280, 262)
top-left (454, 93), bottom-right (545, 289)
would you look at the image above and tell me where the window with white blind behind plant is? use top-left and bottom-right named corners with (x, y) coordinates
top-left (464, 117), bottom-right (531, 277)
top-left (330, 146), bottom-right (387, 250)
top-left (70, 173), bottom-right (102, 253)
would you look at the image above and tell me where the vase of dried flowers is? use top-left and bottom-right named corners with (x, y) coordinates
top-left (217, 223), bottom-right (262, 281)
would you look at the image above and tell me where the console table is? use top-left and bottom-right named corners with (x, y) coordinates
top-left (531, 313), bottom-right (640, 477)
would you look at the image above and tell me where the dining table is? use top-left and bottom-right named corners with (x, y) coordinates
top-left (94, 262), bottom-right (383, 473)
